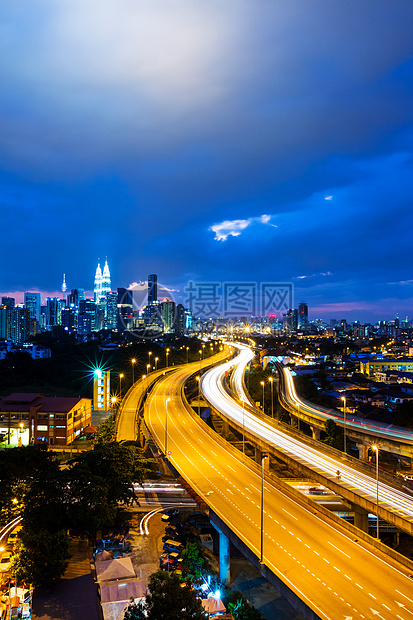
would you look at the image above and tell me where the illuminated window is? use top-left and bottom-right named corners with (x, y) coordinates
top-left (37, 425), bottom-right (48, 431)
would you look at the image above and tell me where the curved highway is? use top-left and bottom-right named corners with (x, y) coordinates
top-left (146, 362), bottom-right (413, 620)
top-left (200, 343), bottom-right (413, 527)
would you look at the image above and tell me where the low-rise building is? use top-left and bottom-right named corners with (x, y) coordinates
top-left (0, 393), bottom-right (92, 446)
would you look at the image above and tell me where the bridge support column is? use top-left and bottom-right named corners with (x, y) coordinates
top-left (255, 447), bottom-right (270, 469)
top-left (357, 443), bottom-right (369, 461)
top-left (310, 426), bottom-right (321, 441)
top-left (352, 506), bottom-right (369, 532)
top-left (211, 524), bottom-right (230, 585)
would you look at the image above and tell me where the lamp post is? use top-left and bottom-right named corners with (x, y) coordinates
top-left (186, 346), bottom-right (189, 364)
top-left (341, 395), bottom-right (347, 454)
top-left (119, 373), bottom-right (124, 399)
top-left (196, 376), bottom-right (201, 416)
top-left (372, 445), bottom-right (380, 539)
top-left (260, 453), bottom-right (269, 564)
top-left (166, 348), bottom-right (170, 368)
top-left (131, 358), bottom-right (136, 384)
top-left (148, 351), bottom-right (152, 369)
top-left (111, 396), bottom-right (117, 410)
top-left (165, 397), bottom-right (171, 457)
top-left (155, 357), bottom-right (159, 371)
top-left (199, 349), bottom-right (202, 372)
top-left (242, 399), bottom-right (245, 454)
top-left (260, 381), bottom-right (265, 414)
top-left (269, 377), bottom-right (274, 418)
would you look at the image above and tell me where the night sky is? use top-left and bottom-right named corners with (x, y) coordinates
top-left (2, 0), bottom-right (413, 322)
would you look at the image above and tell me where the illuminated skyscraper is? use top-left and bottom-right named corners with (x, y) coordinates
top-left (94, 260), bottom-right (111, 305)
top-left (94, 262), bottom-right (103, 304)
top-left (101, 260), bottom-right (111, 299)
top-left (148, 274), bottom-right (157, 304)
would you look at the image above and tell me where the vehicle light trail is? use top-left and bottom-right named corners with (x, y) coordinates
top-left (201, 343), bottom-right (413, 523)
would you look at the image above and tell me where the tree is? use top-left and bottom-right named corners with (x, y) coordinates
top-left (227, 597), bottom-right (263, 620)
top-left (394, 401), bottom-right (413, 429)
top-left (96, 413), bottom-right (116, 443)
top-left (12, 529), bottom-right (70, 587)
top-left (123, 600), bottom-right (146, 620)
top-left (142, 570), bottom-right (207, 620)
top-left (323, 419), bottom-right (344, 451)
top-left (180, 541), bottom-right (205, 582)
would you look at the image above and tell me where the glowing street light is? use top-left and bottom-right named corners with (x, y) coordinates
top-left (196, 376), bottom-right (201, 416)
top-left (341, 395), bottom-right (347, 454)
top-left (165, 397), bottom-right (171, 457)
top-left (260, 453), bottom-right (269, 564)
top-left (148, 351), bottom-right (152, 368)
top-left (260, 381), bottom-right (265, 414)
top-left (166, 348), bottom-right (170, 368)
top-left (268, 377), bottom-right (274, 419)
top-left (119, 373), bottom-right (124, 399)
top-left (131, 358), bottom-right (137, 384)
top-left (372, 445), bottom-right (380, 539)
top-left (186, 346), bottom-right (189, 364)
top-left (155, 357), bottom-right (159, 371)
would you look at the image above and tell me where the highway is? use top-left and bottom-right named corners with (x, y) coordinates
top-left (279, 362), bottom-right (413, 444)
top-left (145, 363), bottom-right (413, 620)
top-left (200, 343), bottom-right (413, 527)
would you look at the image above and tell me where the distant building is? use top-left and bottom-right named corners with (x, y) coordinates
top-left (24, 292), bottom-right (41, 322)
top-left (176, 304), bottom-right (185, 335)
top-left (161, 300), bottom-right (176, 333)
top-left (46, 297), bottom-right (61, 329)
top-left (78, 299), bottom-right (96, 335)
top-left (298, 302), bottom-right (308, 328)
top-left (10, 306), bottom-right (30, 344)
top-left (148, 274), bottom-right (157, 304)
top-left (117, 288), bottom-right (133, 330)
top-left (105, 292), bottom-right (118, 329)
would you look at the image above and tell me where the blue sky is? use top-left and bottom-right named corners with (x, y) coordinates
top-left (2, 0), bottom-right (413, 322)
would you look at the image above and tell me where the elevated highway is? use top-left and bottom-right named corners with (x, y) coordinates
top-left (200, 343), bottom-right (413, 536)
top-left (145, 362), bottom-right (413, 620)
top-left (277, 362), bottom-right (413, 458)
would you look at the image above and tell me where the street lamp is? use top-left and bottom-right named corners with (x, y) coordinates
top-left (166, 348), bottom-right (170, 368)
top-left (260, 453), bottom-right (269, 564)
top-left (341, 395), bottom-right (347, 454)
top-left (131, 358), bottom-right (136, 384)
top-left (199, 349), bottom-right (202, 372)
top-left (155, 357), bottom-right (159, 371)
top-left (165, 397), bottom-right (171, 457)
top-left (196, 376), bottom-right (201, 416)
top-left (372, 445), bottom-right (380, 539)
top-left (147, 363), bottom-right (151, 376)
top-left (242, 399), bottom-right (245, 454)
top-left (260, 381), bottom-right (265, 414)
top-left (119, 373), bottom-right (124, 399)
top-left (186, 346), bottom-right (189, 364)
top-left (268, 377), bottom-right (274, 419)
top-left (148, 351), bottom-right (152, 368)
top-left (111, 396), bottom-right (117, 410)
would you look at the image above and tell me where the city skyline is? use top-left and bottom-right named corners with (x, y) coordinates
top-left (2, 1), bottom-right (413, 322)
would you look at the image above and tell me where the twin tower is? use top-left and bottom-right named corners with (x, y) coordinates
top-left (94, 260), bottom-right (111, 305)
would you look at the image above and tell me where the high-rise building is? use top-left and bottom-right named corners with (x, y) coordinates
top-left (46, 297), bottom-right (60, 329)
top-left (161, 300), bottom-right (176, 333)
top-left (298, 302), bottom-right (308, 328)
top-left (25, 292), bottom-right (41, 322)
top-left (78, 299), bottom-right (97, 335)
top-left (2, 297), bottom-right (15, 309)
top-left (176, 303), bottom-right (185, 336)
top-left (117, 287), bottom-right (133, 330)
top-left (94, 260), bottom-right (111, 305)
top-left (93, 369), bottom-right (111, 410)
top-left (105, 292), bottom-right (118, 329)
top-left (0, 306), bottom-right (9, 339)
top-left (10, 306), bottom-right (30, 344)
top-left (148, 274), bottom-right (157, 304)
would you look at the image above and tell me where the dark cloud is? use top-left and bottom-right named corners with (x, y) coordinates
top-left (1, 0), bottom-right (413, 320)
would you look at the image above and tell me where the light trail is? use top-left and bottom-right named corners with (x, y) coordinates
top-left (201, 343), bottom-right (413, 522)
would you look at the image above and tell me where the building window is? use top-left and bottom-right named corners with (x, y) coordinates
top-left (37, 425), bottom-right (48, 431)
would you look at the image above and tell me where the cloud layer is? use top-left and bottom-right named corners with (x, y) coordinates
top-left (2, 0), bottom-right (413, 320)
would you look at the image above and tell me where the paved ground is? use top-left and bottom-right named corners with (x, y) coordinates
top-left (32, 537), bottom-right (101, 620)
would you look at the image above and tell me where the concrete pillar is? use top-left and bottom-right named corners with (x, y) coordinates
top-left (352, 506), bottom-right (369, 532)
top-left (221, 419), bottom-right (230, 439)
top-left (211, 524), bottom-right (230, 585)
top-left (255, 447), bottom-right (270, 469)
top-left (357, 443), bottom-right (369, 461)
top-left (311, 426), bottom-right (321, 441)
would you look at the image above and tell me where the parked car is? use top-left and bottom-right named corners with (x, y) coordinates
top-left (159, 552), bottom-right (183, 571)
top-left (163, 539), bottom-right (184, 553)
top-left (0, 552), bottom-right (12, 573)
top-left (161, 509), bottom-right (180, 523)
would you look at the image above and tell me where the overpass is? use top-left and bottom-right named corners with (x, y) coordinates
top-left (200, 343), bottom-right (413, 537)
top-left (144, 360), bottom-right (413, 620)
top-left (276, 361), bottom-right (413, 458)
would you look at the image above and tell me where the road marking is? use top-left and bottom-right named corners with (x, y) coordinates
top-left (344, 574), bottom-right (351, 581)
top-left (396, 601), bottom-right (413, 615)
top-left (356, 583), bottom-right (363, 589)
top-left (368, 593), bottom-right (377, 600)
top-left (327, 541), bottom-right (351, 558)
top-left (382, 604), bottom-right (391, 611)
top-left (397, 591), bottom-right (413, 605)
top-left (323, 558), bottom-right (330, 563)
top-left (333, 566), bottom-right (340, 572)
top-left (282, 508), bottom-right (298, 521)
top-left (227, 465), bottom-right (236, 471)
top-left (226, 489), bottom-right (234, 495)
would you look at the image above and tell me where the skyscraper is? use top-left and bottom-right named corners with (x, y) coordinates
top-left (24, 292), bottom-right (41, 322)
top-left (148, 274), bottom-right (157, 304)
top-left (298, 302), bottom-right (308, 328)
top-left (94, 260), bottom-right (111, 305)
